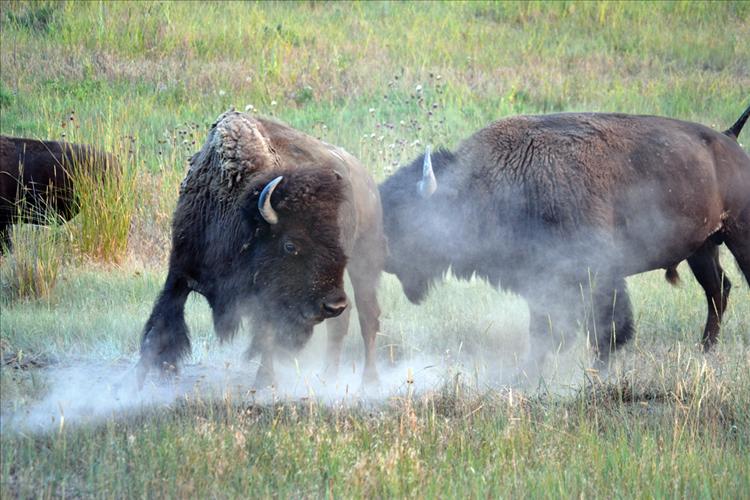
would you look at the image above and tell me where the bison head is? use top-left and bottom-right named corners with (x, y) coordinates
top-left (379, 146), bottom-right (456, 304)
top-left (241, 168), bottom-right (349, 345)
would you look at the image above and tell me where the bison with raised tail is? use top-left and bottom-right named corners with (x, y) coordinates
top-left (138, 111), bottom-right (386, 387)
top-left (380, 105), bottom-right (750, 373)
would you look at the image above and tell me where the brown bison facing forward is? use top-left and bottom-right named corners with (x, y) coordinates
top-left (0, 135), bottom-right (118, 252)
top-left (137, 111), bottom-right (386, 387)
top-left (380, 105), bottom-right (750, 373)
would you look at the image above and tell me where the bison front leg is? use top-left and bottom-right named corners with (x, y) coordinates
top-left (255, 349), bottom-right (277, 389)
top-left (137, 274), bottom-right (191, 387)
top-left (588, 276), bottom-right (634, 366)
top-left (210, 299), bottom-right (242, 342)
top-left (521, 300), bottom-right (580, 382)
top-left (247, 324), bottom-right (277, 389)
top-left (324, 304), bottom-right (352, 379)
top-left (349, 265), bottom-right (382, 386)
top-left (514, 276), bottom-right (585, 384)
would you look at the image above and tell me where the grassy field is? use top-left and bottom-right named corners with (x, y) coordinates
top-left (1, 1), bottom-right (750, 497)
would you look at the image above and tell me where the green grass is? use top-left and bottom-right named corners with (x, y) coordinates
top-left (1, 261), bottom-right (748, 497)
top-left (2, 1), bottom-right (749, 166)
top-left (1, 1), bottom-right (749, 498)
top-left (2, 385), bottom-right (749, 498)
top-left (69, 131), bottom-right (137, 263)
top-left (0, 223), bottom-right (68, 301)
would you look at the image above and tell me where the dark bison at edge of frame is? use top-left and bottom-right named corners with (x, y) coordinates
top-left (0, 135), bottom-right (119, 252)
top-left (379, 104), bottom-right (750, 374)
top-left (137, 111), bottom-right (386, 388)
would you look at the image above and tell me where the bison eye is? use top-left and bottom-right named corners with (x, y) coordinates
top-left (283, 241), bottom-right (298, 255)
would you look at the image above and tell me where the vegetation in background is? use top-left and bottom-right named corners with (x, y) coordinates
top-left (0, 1), bottom-right (748, 497)
top-left (69, 134), bottom-right (137, 263)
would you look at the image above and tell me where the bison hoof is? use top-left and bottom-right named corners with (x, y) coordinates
top-left (357, 369), bottom-right (381, 395)
top-left (589, 355), bottom-right (614, 381)
top-left (700, 338), bottom-right (717, 353)
top-left (511, 354), bottom-right (548, 388)
top-left (254, 368), bottom-right (276, 390)
top-left (322, 362), bottom-right (339, 380)
top-left (135, 358), bottom-right (179, 389)
top-left (361, 368), bottom-right (380, 386)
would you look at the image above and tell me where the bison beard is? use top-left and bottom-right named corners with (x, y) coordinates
top-left (380, 105), bottom-right (750, 374)
top-left (138, 111), bottom-right (385, 388)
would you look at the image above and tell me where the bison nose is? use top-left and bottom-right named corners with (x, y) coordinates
top-left (321, 297), bottom-right (348, 318)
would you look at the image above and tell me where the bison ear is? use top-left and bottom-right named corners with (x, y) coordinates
top-left (333, 169), bottom-right (343, 180)
top-left (417, 145), bottom-right (437, 198)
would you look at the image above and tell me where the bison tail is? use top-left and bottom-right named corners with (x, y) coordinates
top-left (665, 266), bottom-right (681, 286)
top-left (724, 104), bottom-right (750, 140)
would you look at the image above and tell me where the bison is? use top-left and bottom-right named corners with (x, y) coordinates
top-left (137, 111), bottom-right (386, 387)
top-left (0, 135), bottom-right (118, 252)
top-left (379, 105), bottom-right (750, 373)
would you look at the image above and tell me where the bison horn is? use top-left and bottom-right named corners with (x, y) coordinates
top-left (258, 176), bottom-right (283, 225)
top-left (417, 145), bottom-right (437, 198)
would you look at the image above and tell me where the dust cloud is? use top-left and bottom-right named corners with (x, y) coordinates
top-left (1, 313), bottom-right (591, 434)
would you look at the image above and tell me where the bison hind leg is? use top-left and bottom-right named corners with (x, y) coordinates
top-left (724, 206), bottom-right (750, 287)
top-left (687, 241), bottom-right (731, 351)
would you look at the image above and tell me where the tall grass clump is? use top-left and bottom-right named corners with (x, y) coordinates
top-left (70, 135), bottom-right (137, 263)
top-left (0, 217), bottom-right (68, 302)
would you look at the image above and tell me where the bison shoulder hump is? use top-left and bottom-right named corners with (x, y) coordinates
top-left (183, 111), bottom-right (282, 196)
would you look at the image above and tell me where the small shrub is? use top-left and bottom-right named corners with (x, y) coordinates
top-left (0, 222), bottom-right (68, 302)
top-left (292, 85), bottom-right (314, 107)
top-left (0, 81), bottom-right (13, 109)
top-left (3, 2), bottom-right (58, 32)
